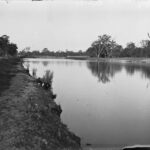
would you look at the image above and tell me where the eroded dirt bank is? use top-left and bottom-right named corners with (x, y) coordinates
top-left (0, 58), bottom-right (80, 150)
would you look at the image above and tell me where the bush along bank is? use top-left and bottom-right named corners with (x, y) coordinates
top-left (0, 58), bottom-right (81, 150)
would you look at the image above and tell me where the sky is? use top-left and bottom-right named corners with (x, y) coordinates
top-left (0, 0), bottom-right (150, 51)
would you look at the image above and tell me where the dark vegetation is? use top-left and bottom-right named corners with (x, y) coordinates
top-left (19, 47), bottom-right (86, 58)
top-left (0, 58), bottom-right (20, 96)
top-left (19, 33), bottom-right (150, 58)
top-left (0, 35), bottom-right (18, 57)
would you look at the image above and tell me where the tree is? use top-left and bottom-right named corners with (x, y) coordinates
top-left (8, 43), bottom-right (18, 56)
top-left (140, 34), bottom-right (150, 57)
top-left (0, 35), bottom-right (10, 56)
top-left (140, 40), bottom-right (150, 48)
top-left (140, 33), bottom-right (150, 48)
top-left (0, 35), bottom-right (18, 57)
top-left (42, 48), bottom-right (50, 55)
top-left (32, 50), bottom-right (40, 56)
top-left (24, 47), bottom-right (31, 52)
top-left (111, 44), bottom-right (123, 57)
top-left (126, 42), bottom-right (136, 50)
top-left (86, 47), bottom-right (96, 57)
top-left (91, 34), bottom-right (116, 58)
top-left (120, 42), bottom-right (136, 57)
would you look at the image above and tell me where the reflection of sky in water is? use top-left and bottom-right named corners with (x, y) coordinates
top-left (24, 58), bottom-right (150, 147)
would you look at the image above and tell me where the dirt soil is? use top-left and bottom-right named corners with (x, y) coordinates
top-left (0, 58), bottom-right (80, 150)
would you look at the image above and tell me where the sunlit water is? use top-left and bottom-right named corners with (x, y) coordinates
top-left (23, 58), bottom-right (150, 149)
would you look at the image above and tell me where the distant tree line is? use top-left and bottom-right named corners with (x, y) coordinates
top-left (19, 33), bottom-right (150, 58)
top-left (0, 35), bottom-right (18, 57)
top-left (19, 47), bottom-right (86, 58)
top-left (86, 34), bottom-right (150, 58)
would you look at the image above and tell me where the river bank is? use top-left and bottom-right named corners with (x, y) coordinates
top-left (0, 58), bottom-right (80, 150)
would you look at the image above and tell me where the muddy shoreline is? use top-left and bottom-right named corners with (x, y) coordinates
top-left (0, 58), bottom-right (80, 150)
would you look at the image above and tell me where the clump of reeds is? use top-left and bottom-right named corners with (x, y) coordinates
top-left (32, 68), bottom-right (37, 78)
top-left (36, 70), bottom-right (53, 90)
top-left (42, 70), bottom-right (53, 87)
top-left (24, 63), bottom-right (30, 74)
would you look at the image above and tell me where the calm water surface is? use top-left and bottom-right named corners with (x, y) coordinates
top-left (24, 58), bottom-right (150, 148)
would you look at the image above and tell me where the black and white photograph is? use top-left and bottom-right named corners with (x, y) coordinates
top-left (0, 0), bottom-right (150, 149)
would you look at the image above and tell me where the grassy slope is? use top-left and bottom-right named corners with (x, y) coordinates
top-left (0, 58), bottom-right (80, 150)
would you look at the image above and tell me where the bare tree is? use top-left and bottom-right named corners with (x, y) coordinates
top-left (91, 34), bottom-right (116, 58)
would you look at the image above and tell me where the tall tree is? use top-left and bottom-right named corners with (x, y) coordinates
top-left (0, 35), bottom-right (9, 56)
top-left (126, 42), bottom-right (136, 50)
top-left (42, 48), bottom-right (50, 55)
top-left (91, 34), bottom-right (116, 58)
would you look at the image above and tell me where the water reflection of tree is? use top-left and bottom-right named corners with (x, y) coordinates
top-left (42, 61), bottom-right (49, 66)
top-left (124, 64), bottom-right (150, 79)
top-left (41, 60), bottom-right (75, 66)
top-left (87, 61), bottom-right (122, 83)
